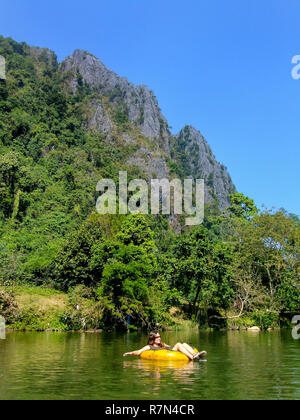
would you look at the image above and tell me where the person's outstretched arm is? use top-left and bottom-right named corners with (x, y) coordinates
top-left (123, 345), bottom-right (150, 357)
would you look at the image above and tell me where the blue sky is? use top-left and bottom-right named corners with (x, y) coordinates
top-left (1, 0), bottom-right (299, 216)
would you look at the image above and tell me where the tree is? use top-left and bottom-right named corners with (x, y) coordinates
top-left (90, 215), bottom-right (158, 329)
top-left (165, 226), bottom-right (234, 323)
top-left (95, 243), bottom-right (152, 329)
top-left (54, 213), bottom-right (103, 291)
top-left (229, 209), bottom-right (300, 320)
top-left (117, 214), bottom-right (156, 253)
top-left (228, 192), bottom-right (258, 220)
top-left (0, 151), bottom-right (21, 218)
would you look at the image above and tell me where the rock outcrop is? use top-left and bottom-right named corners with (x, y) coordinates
top-left (29, 46), bottom-right (57, 68)
top-left (60, 50), bottom-right (170, 148)
top-left (60, 49), bottom-right (235, 212)
top-left (172, 126), bottom-right (235, 210)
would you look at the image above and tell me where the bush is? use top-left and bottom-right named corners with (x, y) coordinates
top-left (61, 285), bottom-right (104, 330)
top-left (252, 310), bottom-right (280, 330)
top-left (0, 289), bottom-right (19, 323)
top-left (10, 307), bottom-right (67, 331)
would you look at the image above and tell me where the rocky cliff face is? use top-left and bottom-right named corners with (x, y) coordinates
top-left (59, 49), bottom-right (235, 212)
top-left (29, 46), bottom-right (58, 70)
top-left (60, 50), bottom-right (170, 147)
top-left (172, 126), bottom-right (235, 210)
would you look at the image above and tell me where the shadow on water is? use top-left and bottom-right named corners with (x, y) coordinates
top-left (0, 330), bottom-right (299, 400)
top-left (122, 358), bottom-right (207, 398)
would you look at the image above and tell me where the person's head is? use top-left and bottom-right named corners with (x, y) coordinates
top-left (147, 331), bottom-right (162, 347)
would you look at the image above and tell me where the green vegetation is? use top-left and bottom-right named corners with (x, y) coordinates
top-left (0, 36), bottom-right (299, 332)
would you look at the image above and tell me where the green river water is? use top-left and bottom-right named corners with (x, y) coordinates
top-left (0, 329), bottom-right (299, 400)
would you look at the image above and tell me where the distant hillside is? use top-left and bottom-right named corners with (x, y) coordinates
top-left (0, 34), bottom-right (234, 283)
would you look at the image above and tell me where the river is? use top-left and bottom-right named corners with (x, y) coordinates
top-left (0, 329), bottom-right (299, 400)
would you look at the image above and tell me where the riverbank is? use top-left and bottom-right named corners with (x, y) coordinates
top-left (0, 285), bottom-right (68, 331)
top-left (1, 284), bottom-right (190, 332)
top-left (0, 285), bottom-right (295, 332)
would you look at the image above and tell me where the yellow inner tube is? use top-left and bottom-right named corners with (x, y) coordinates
top-left (140, 348), bottom-right (199, 362)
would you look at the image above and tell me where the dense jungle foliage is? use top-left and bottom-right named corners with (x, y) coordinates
top-left (0, 36), bottom-right (299, 331)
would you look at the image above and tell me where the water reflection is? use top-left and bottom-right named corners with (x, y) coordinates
top-left (0, 330), bottom-right (299, 400)
top-left (123, 358), bottom-right (207, 397)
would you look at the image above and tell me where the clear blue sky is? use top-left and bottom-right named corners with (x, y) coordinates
top-left (1, 0), bottom-right (299, 215)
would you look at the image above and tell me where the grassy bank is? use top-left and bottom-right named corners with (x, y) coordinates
top-left (0, 285), bottom-right (192, 332)
top-left (0, 286), bottom-right (68, 331)
top-left (4, 286), bottom-right (67, 311)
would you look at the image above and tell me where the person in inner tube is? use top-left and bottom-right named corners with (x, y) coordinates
top-left (123, 332), bottom-right (205, 360)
